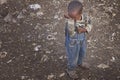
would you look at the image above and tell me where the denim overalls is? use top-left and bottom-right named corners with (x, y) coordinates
top-left (65, 14), bottom-right (92, 71)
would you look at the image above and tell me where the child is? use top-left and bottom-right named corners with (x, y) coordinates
top-left (64, 0), bottom-right (92, 79)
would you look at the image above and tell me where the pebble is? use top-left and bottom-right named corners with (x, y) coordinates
top-left (29, 4), bottom-right (41, 10)
top-left (47, 74), bottom-right (55, 80)
top-left (97, 63), bottom-right (109, 69)
top-left (40, 55), bottom-right (49, 62)
top-left (0, 51), bottom-right (7, 58)
top-left (59, 73), bottom-right (65, 77)
top-left (110, 56), bottom-right (115, 62)
top-left (34, 45), bottom-right (41, 51)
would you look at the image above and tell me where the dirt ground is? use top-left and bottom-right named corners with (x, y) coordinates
top-left (0, 0), bottom-right (120, 80)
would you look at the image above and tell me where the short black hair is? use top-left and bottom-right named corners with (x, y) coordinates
top-left (68, 0), bottom-right (83, 14)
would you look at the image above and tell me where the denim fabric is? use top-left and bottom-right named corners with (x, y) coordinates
top-left (65, 22), bottom-right (87, 71)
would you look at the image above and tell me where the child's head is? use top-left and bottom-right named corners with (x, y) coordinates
top-left (68, 0), bottom-right (83, 20)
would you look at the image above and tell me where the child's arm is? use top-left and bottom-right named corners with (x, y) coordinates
top-left (75, 14), bottom-right (92, 33)
top-left (85, 15), bottom-right (92, 33)
top-left (64, 14), bottom-right (76, 37)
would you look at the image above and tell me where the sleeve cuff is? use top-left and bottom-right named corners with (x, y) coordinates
top-left (85, 24), bottom-right (92, 33)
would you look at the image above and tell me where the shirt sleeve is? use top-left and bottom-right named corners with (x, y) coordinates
top-left (84, 14), bottom-right (93, 33)
top-left (66, 19), bottom-right (76, 37)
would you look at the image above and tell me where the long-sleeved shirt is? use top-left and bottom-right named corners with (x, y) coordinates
top-left (65, 13), bottom-right (92, 41)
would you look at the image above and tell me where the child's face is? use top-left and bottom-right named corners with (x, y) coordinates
top-left (68, 10), bottom-right (82, 20)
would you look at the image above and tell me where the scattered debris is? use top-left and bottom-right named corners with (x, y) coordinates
top-left (59, 56), bottom-right (64, 60)
top-left (54, 15), bottom-right (59, 19)
top-left (34, 45), bottom-right (41, 51)
top-left (111, 32), bottom-right (116, 41)
top-left (7, 57), bottom-right (15, 63)
top-left (59, 73), bottom-right (65, 77)
top-left (40, 55), bottom-right (49, 63)
top-left (110, 56), bottom-right (115, 62)
top-left (87, 40), bottom-right (91, 43)
top-left (47, 73), bottom-right (55, 80)
top-left (112, 13), bottom-right (116, 17)
top-left (97, 63), bottom-right (109, 69)
top-left (29, 4), bottom-right (41, 10)
top-left (21, 76), bottom-right (27, 80)
top-left (0, 51), bottom-right (7, 58)
top-left (21, 76), bottom-right (32, 80)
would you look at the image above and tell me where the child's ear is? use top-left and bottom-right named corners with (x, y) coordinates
top-left (64, 13), bottom-right (70, 19)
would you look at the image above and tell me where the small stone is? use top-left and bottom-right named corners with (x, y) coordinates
top-left (29, 4), bottom-right (41, 10)
top-left (59, 73), bottom-right (65, 77)
top-left (21, 76), bottom-right (25, 79)
top-left (112, 13), bottom-right (116, 17)
top-left (21, 76), bottom-right (28, 80)
top-left (54, 15), bottom-right (59, 19)
top-left (87, 40), bottom-right (91, 43)
top-left (112, 32), bottom-right (116, 37)
top-left (97, 63), bottom-right (109, 69)
top-left (34, 45), bottom-right (41, 51)
top-left (47, 74), bottom-right (55, 80)
top-left (0, 51), bottom-right (7, 58)
top-left (7, 59), bottom-right (12, 63)
top-left (40, 55), bottom-right (49, 62)
top-left (110, 57), bottom-right (115, 62)
top-left (59, 56), bottom-right (64, 60)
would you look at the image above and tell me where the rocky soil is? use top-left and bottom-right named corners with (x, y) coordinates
top-left (0, 0), bottom-right (120, 80)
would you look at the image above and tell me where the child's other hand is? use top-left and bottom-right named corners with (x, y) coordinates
top-left (77, 27), bottom-right (87, 33)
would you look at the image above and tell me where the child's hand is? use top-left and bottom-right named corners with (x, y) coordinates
top-left (77, 27), bottom-right (87, 33)
top-left (64, 14), bottom-right (70, 19)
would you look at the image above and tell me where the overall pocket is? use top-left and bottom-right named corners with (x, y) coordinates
top-left (69, 39), bottom-right (77, 47)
